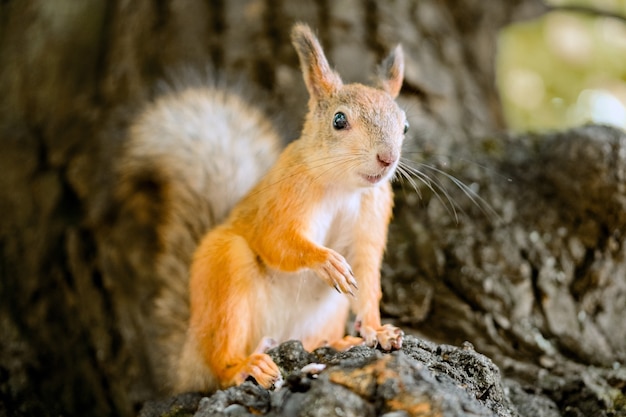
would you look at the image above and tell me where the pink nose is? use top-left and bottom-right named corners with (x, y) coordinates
top-left (377, 152), bottom-right (396, 167)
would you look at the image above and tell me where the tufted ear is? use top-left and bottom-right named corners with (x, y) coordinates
top-left (377, 45), bottom-right (404, 98)
top-left (291, 23), bottom-right (343, 103)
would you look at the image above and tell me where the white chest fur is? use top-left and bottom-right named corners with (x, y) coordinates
top-left (308, 188), bottom-right (362, 256)
top-left (253, 189), bottom-right (363, 346)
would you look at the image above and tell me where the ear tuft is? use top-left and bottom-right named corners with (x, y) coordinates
top-left (377, 45), bottom-right (404, 98)
top-left (291, 23), bottom-right (343, 103)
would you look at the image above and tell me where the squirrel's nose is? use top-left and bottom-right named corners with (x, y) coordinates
top-left (377, 152), bottom-right (397, 168)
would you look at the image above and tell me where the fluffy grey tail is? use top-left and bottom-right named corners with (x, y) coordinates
top-left (116, 76), bottom-right (281, 392)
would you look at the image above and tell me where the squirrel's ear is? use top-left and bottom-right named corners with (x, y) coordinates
top-left (291, 23), bottom-right (342, 102)
top-left (377, 45), bottom-right (404, 98)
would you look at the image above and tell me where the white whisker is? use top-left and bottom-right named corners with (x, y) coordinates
top-left (416, 162), bottom-right (499, 220)
top-left (394, 163), bottom-right (422, 200)
top-left (395, 155), bottom-right (501, 223)
top-left (398, 160), bottom-right (459, 221)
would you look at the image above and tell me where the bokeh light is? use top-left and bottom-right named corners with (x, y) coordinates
top-left (497, 0), bottom-right (626, 132)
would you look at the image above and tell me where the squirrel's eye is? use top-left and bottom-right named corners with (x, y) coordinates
top-left (403, 120), bottom-right (409, 135)
top-left (333, 112), bottom-right (348, 130)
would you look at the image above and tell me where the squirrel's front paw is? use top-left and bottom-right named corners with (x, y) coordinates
top-left (312, 249), bottom-right (358, 296)
top-left (360, 323), bottom-right (404, 351)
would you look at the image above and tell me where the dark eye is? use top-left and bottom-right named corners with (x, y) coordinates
top-left (333, 112), bottom-right (349, 130)
top-left (403, 120), bottom-right (409, 134)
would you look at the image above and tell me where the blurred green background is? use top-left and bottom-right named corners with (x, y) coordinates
top-left (497, 0), bottom-right (626, 132)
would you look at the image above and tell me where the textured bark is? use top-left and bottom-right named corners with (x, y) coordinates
top-left (3, 1), bottom-right (624, 417)
top-left (384, 125), bottom-right (626, 416)
top-left (140, 337), bottom-right (520, 417)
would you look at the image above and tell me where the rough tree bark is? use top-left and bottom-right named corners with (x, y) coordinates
top-left (1, 1), bottom-right (624, 417)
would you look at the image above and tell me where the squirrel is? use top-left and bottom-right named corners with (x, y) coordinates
top-left (119, 23), bottom-right (407, 394)
top-left (177, 23), bottom-right (407, 392)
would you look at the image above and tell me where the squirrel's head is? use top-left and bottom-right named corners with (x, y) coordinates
top-left (291, 23), bottom-right (407, 189)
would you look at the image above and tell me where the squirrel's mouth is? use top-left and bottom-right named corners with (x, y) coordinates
top-left (361, 173), bottom-right (385, 184)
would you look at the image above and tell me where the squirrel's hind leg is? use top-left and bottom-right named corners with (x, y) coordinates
top-left (189, 230), bottom-right (282, 390)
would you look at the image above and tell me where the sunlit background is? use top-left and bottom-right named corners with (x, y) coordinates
top-left (497, 0), bottom-right (626, 131)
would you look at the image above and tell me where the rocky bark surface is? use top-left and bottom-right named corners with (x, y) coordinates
top-left (385, 125), bottom-right (626, 417)
top-left (1, 1), bottom-right (624, 417)
top-left (140, 336), bottom-right (519, 417)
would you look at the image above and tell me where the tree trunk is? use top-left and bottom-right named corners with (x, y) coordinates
top-left (2, 1), bottom-right (623, 417)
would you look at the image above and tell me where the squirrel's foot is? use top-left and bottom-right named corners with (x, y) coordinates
top-left (230, 352), bottom-right (282, 389)
top-left (312, 249), bottom-right (358, 296)
top-left (328, 335), bottom-right (365, 351)
top-left (359, 323), bottom-right (404, 351)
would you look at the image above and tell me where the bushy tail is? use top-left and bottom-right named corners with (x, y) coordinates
top-left (116, 77), bottom-right (281, 392)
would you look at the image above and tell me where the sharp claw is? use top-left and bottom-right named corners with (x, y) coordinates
top-left (346, 269), bottom-right (357, 289)
top-left (334, 284), bottom-right (341, 294)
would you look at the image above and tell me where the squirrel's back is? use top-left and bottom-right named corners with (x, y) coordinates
top-left (117, 77), bottom-right (282, 392)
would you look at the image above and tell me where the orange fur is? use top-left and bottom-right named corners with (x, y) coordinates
top-left (176, 23), bottom-right (407, 392)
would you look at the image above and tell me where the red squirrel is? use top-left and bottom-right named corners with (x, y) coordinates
top-left (175, 23), bottom-right (407, 392)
